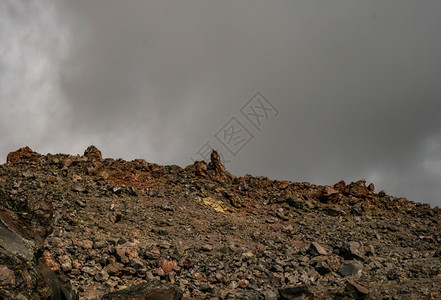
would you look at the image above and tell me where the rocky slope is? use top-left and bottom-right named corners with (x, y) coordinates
top-left (0, 146), bottom-right (440, 300)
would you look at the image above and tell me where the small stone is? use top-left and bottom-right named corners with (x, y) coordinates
top-left (262, 290), bottom-right (279, 300)
top-left (201, 244), bottom-right (213, 251)
top-left (338, 261), bottom-right (363, 277)
top-left (340, 241), bottom-right (364, 260)
top-left (158, 259), bottom-right (177, 273)
top-left (346, 280), bottom-right (369, 299)
top-left (82, 266), bottom-right (97, 276)
top-left (309, 242), bottom-right (328, 256)
top-left (40, 251), bottom-right (60, 272)
top-left (58, 255), bottom-right (72, 272)
top-left (279, 285), bottom-right (314, 299)
top-left (158, 229), bottom-right (168, 236)
top-left (0, 265), bottom-right (15, 286)
top-left (72, 184), bottom-right (87, 193)
top-left (199, 283), bottom-right (213, 293)
top-left (286, 195), bottom-right (304, 209)
top-left (227, 281), bottom-right (239, 289)
top-left (95, 270), bottom-right (110, 282)
top-left (238, 279), bottom-right (249, 288)
top-left (76, 200), bottom-right (86, 207)
top-left (82, 240), bottom-right (93, 249)
top-left (105, 263), bottom-right (124, 276)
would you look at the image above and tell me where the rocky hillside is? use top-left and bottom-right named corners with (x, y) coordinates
top-left (0, 146), bottom-right (440, 300)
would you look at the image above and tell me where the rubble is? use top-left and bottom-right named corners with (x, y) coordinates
top-left (0, 146), bottom-right (440, 299)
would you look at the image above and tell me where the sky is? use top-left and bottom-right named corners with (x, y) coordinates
top-left (1, 0), bottom-right (441, 206)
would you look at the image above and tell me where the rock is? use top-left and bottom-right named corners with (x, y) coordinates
top-left (0, 265), bottom-right (15, 286)
top-left (105, 263), bottom-right (124, 276)
top-left (321, 186), bottom-right (341, 203)
top-left (207, 150), bottom-right (234, 182)
top-left (115, 243), bottom-right (139, 264)
top-left (84, 145), bottom-right (102, 161)
top-left (286, 195), bottom-right (304, 209)
top-left (350, 203), bottom-right (364, 216)
top-left (334, 180), bottom-right (346, 193)
top-left (82, 240), bottom-right (93, 249)
top-left (238, 279), bottom-right (249, 288)
top-left (340, 241), bottom-right (364, 260)
top-left (279, 285), bottom-right (314, 299)
top-left (82, 266), bottom-right (97, 276)
top-left (345, 280), bottom-right (369, 299)
top-left (58, 255), bottom-right (72, 272)
top-left (309, 242), bottom-right (328, 256)
top-left (40, 250), bottom-right (60, 272)
top-left (158, 259), bottom-right (178, 273)
top-left (311, 259), bottom-right (332, 275)
top-left (224, 290), bottom-right (262, 300)
top-left (338, 261), bottom-right (363, 277)
top-left (95, 270), bottom-right (110, 282)
top-left (101, 280), bottom-right (182, 300)
top-left (201, 244), bottom-right (213, 251)
top-left (378, 190), bottom-right (386, 197)
top-left (7, 147), bottom-right (43, 164)
top-left (76, 200), bottom-right (86, 207)
top-left (72, 185), bottom-right (87, 193)
top-left (1, 146), bottom-right (440, 300)
top-left (346, 180), bottom-right (369, 198)
top-left (262, 290), bottom-right (279, 300)
top-left (199, 283), bottom-right (213, 293)
top-left (367, 183), bottom-right (375, 194)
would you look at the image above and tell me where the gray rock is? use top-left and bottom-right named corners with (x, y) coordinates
top-left (101, 280), bottom-right (182, 300)
top-left (338, 261), bottom-right (363, 277)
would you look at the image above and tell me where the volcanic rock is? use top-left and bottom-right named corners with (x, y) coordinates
top-left (0, 147), bottom-right (440, 299)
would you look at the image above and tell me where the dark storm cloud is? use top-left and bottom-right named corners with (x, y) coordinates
top-left (1, 0), bottom-right (441, 206)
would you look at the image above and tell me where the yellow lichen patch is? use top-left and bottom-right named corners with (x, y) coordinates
top-left (197, 196), bottom-right (227, 213)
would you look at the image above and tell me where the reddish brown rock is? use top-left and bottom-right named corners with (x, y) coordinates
top-left (0, 265), bottom-right (15, 287)
top-left (321, 186), bottom-right (341, 203)
top-left (84, 145), bottom-right (102, 161)
top-left (346, 179), bottom-right (369, 198)
top-left (346, 281), bottom-right (369, 299)
top-left (115, 242), bottom-right (139, 264)
top-left (207, 150), bottom-right (234, 182)
top-left (6, 147), bottom-right (43, 164)
top-left (238, 279), bottom-right (249, 288)
top-left (158, 259), bottom-right (178, 273)
top-left (309, 242), bottom-right (328, 256)
top-left (334, 180), bottom-right (346, 193)
top-left (105, 263), bottom-right (125, 276)
top-left (39, 251), bottom-right (60, 272)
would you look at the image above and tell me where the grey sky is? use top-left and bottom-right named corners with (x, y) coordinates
top-left (1, 0), bottom-right (441, 206)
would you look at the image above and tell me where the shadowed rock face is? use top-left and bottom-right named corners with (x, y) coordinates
top-left (0, 147), bottom-right (77, 299)
top-left (101, 281), bottom-right (182, 300)
top-left (0, 146), bottom-right (441, 299)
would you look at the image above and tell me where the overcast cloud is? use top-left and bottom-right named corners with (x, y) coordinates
top-left (1, 0), bottom-right (441, 206)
